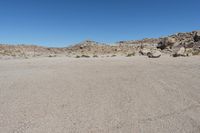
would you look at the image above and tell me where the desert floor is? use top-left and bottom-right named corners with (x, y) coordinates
top-left (0, 56), bottom-right (200, 133)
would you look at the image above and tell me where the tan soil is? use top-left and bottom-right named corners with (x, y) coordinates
top-left (0, 56), bottom-right (200, 133)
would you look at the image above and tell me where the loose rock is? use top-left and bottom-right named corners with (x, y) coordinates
top-left (147, 50), bottom-right (161, 58)
top-left (173, 47), bottom-right (186, 57)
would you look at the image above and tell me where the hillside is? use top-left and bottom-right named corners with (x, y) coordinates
top-left (0, 30), bottom-right (200, 59)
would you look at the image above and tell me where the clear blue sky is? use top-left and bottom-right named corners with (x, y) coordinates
top-left (0, 0), bottom-right (199, 47)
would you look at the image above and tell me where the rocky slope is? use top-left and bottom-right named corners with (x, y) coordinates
top-left (65, 40), bottom-right (137, 57)
top-left (157, 31), bottom-right (200, 56)
top-left (0, 30), bottom-right (200, 59)
top-left (0, 44), bottom-right (68, 59)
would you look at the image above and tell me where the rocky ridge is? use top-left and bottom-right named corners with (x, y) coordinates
top-left (0, 30), bottom-right (200, 59)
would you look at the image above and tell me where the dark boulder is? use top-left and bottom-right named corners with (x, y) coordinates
top-left (194, 31), bottom-right (200, 42)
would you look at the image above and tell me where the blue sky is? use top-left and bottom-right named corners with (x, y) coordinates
top-left (0, 0), bottom-right (199, 47)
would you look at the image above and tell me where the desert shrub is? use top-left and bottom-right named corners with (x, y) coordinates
top-left (111, 54), bottom-right (116, 57)
top-left (192, 50), bottom-right (200, 55)
top-left (126, 52), bottom-right (135, 57)
top-left (93, 55), bottom-right (98, 58)
top-left (81, 55), bottom-right (90, 58)
top-left (3, 50), bottom-right (12, 56)
top-left (11, 53), bottom-right (16, 57)
top-left (75, 55), bottom-right (80, 58)
top-left (48, 54), bottom-right (56, 57)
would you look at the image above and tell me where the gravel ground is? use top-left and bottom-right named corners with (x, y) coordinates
top-left (0, 56), bottom-right (200, 133)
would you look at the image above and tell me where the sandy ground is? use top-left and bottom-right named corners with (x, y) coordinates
top-left (0, 56), bottom-right (200, 133)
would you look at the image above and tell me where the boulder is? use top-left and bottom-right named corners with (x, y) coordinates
top-left (167, 37), bottom-right (177, 44)
top-left (194, 31), bottom-right (200, 42)
top-left (147, 50), bottom-right (161, 58)
top-left (185, 48), bottom-right (193, 56)
top-left (139, 48), bottom-right (151, 55)
top-left (177, 47), bottom-right (186, 55)
top-left (172, 47), bottom-right (186, 57)
top-left (192, 42), bottom-right (200, 55)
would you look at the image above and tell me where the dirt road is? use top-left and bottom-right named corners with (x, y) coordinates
top-left (0, 56), bottom-right (200, 133)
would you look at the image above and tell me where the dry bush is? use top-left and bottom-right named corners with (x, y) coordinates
top-left (126, 52), bottom-right (135, 57)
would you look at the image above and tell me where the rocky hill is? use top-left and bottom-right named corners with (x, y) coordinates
top-left (0, 30), bottom-right (200, 59)
top-left (157, 31), bottom-right (200, 56)
top-left (65, 40), bottom-right (137, 57)
top-left (0, 44), bottom-right (68, 59)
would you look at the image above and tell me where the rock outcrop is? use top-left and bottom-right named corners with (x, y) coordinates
top-left (157, 31), bottom-right (200, 56)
